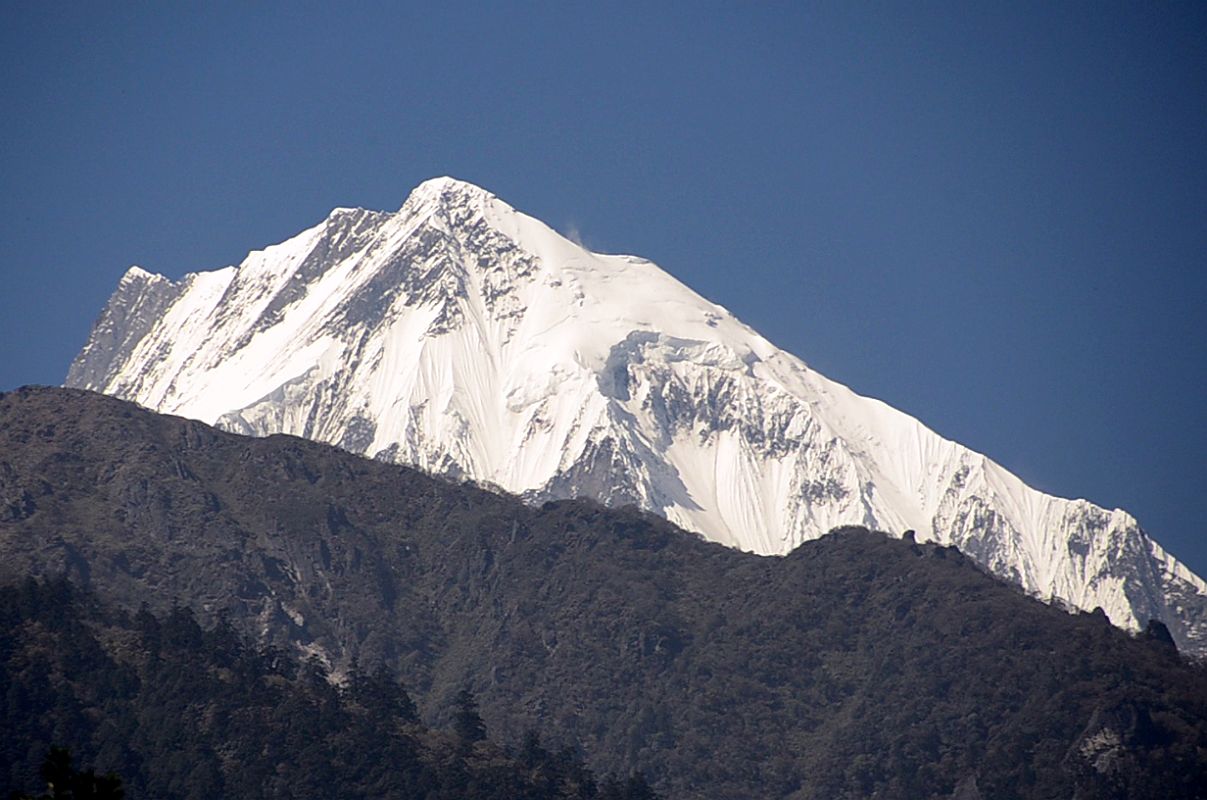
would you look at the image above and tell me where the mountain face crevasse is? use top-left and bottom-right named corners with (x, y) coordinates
top-left (65, 176), bottom-right (1207, 653)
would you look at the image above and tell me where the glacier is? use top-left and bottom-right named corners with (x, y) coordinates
top-left (67, 176), bottom-right (1207, 653)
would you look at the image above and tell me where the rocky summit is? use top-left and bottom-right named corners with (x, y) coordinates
top-left (67, 177), bottom-right (1207, 651)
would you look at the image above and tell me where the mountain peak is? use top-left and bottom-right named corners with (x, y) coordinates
top-left (119, 265), bottom-right (169, 285)
top-left (66, 179), bottom-right (1207, 653)
top-left (327, 206), bottom-right (373, 218)
top-left (404, 175), bottom-right (496, 211)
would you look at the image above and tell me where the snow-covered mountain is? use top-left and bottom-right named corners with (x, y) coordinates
top-left (67, 176), bottom-right (1207, 652)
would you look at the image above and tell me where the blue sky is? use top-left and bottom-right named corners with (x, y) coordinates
top-left (2, 3), bottom-right (1204, 574)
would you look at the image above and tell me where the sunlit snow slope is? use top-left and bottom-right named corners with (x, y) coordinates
top-left (67, 177), bottom-right (1207, 652)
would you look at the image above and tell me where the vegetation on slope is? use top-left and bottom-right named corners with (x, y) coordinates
top-left (2, 387), bottom-right (1206, 798)
top-left (0, 577), bottom-right (659, 800)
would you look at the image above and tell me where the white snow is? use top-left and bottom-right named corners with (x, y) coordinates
top-left (68, 175), bottom-right (1207, 652)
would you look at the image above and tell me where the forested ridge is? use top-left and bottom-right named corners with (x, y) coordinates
top-left (1, 577), bottom-right (660, 800)
top-left (2, 387), bottom-right (1207, 799)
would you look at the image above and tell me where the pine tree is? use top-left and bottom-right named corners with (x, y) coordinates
top-left (13, 747), bottom-right (125, 800)
top-left (453, 688), bottom-right (486, 744)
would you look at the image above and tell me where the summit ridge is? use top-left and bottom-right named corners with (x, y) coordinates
top-left (66, 178), bottom-right (1207, 652)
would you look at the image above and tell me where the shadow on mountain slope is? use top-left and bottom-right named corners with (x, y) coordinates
top-left (1, 386), bottom-right (1205, 799)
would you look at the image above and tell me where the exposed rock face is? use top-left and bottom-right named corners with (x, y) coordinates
top-left (65, 177), bottom-right (1207, 651)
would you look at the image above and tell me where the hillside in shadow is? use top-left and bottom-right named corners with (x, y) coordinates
top-left (2, 386), bottom-right (1205, 799)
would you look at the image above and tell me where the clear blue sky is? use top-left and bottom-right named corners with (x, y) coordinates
top-left (2, 3), bottom-right (1204, 574)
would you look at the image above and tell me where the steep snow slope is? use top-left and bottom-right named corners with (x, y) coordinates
top-left (67, 177), bottom-right (1207, 652)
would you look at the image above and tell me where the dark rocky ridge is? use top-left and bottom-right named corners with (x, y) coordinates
top-left (1, 386), bottom-right (1205, 799)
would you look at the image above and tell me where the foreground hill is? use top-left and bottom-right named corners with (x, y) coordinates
top-left (1, 386), bottom-right (1205, 799)
top-left (0, 578), bottom-right (661, 800)
top-left (65, 177), bottom-right (1207, 651)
